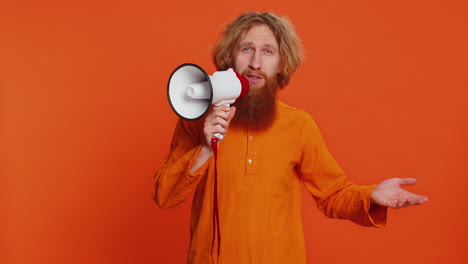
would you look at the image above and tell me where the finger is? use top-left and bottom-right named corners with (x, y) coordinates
top-left (397, 198), bottom-right (408, 208)
top-left (208, 105), bottom-right (229, 117)
top-left (403, 195), bottom-right (429, 207)
top-left (213, 105), bottom-right (231, 115)
top-left (215, 105), bottom-right (231, 112)
top-left (406, 198), bottom-right (414, 206)
top-left (209, 109), bottom-right (230, 121)
top-left (413, 195), bottom-right (429, 205)
top-left (407, 192), bottom-right (429, 204)
top-left (213, 117), bottom-right (229, 129)
top-left (205, 124), bottom-right (227, 135)
top-left (226, 107), bottom-right (236, 126)
top-left (387, 200), bottom-right (398, 209)
top-left (228, 106), bottom-right (236, 119)
top-left (205, 114), bottom-right (229, 128)
top-left (407, 196), bottom-right (418, 206)
top-left (398, 178), bottom-right (417, 186)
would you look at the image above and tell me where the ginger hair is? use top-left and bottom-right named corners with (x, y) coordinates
top-left (212, 12), bottom-right (305, 88)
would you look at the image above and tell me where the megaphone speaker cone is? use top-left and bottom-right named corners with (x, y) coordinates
top-left (167, 63), bottom-right (213, 120)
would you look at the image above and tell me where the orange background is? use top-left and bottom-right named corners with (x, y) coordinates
top-left (1, 0), bottom-right (467, 263)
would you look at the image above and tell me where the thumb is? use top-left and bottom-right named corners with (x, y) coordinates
top-left (398, 178), bottom-right (417, 186)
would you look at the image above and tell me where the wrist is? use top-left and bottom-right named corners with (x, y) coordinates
top-left (370, 186), bottom-right (379, 205)
top-left (189, 145), bottom-right (213, 174)
top-left (200, 144), bottom-right (213, 155)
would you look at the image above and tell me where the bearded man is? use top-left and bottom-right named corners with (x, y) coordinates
top-left (153, 12), bottom-right (428, 264)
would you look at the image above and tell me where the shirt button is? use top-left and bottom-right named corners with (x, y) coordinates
top-left (248, 136), bottom-right (253, 140)
top-left (248, 159), bottom-right (253, 164)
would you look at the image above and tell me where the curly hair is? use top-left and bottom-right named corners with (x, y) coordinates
top-left (212, 12), bottom-right (304, 88)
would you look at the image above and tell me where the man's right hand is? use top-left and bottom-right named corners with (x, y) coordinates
top-left (189, 105), bottom-right (236, 174)
top-left (202, 105), bottom-right (236, 148)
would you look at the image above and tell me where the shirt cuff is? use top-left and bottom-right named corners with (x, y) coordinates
top-left (364, 184), bottom-right (388, 227)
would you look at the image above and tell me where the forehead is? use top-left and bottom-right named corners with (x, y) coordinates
top-left (239, 24), bottom-right (278, 47)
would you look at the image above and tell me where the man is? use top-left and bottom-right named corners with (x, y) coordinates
top-left (153, 12), bottom-right (428, 264)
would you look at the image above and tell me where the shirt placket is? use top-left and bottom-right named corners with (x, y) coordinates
top-left (245, 127), bottom-right (256, 187)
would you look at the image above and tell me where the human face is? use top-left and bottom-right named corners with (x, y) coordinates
top-left (233, 24), bottom-right (280, 88)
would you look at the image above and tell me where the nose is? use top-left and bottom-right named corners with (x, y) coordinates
top-left (248, 51), bottom-right (261, 70)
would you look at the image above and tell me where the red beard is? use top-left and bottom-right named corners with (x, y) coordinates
top-left (232, 70), bottom-right (278, 130)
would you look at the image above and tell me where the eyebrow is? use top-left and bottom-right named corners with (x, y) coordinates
top-left (239, 41), bottom-right (278, 51)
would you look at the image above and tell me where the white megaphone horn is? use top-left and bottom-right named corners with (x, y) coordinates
top-left (167, 63), bottom-right (250, 122)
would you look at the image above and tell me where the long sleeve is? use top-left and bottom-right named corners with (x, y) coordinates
top-left (160, 102), bottom-right (387, 263)
top-left (298, 115), bottom-right (387, 227)
top-left (152, 118), bottom-right (212, 209)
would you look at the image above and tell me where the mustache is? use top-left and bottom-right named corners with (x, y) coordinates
top-left (240, 69), bottom-right (268, 79)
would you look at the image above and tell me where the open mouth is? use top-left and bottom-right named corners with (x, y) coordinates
top-left (245, 74), bottom-right (264, 84)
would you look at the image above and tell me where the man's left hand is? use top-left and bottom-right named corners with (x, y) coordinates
top-left (371, 178), bottom-right (429, 209)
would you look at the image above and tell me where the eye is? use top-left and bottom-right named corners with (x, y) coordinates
top-left (264, 49), bottom-right (274, 55)
top-left (242, 47), bottom-right (253, 53)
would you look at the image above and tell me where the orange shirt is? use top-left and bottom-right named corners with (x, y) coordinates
top-left (153, 101), bottom-right (387, 264)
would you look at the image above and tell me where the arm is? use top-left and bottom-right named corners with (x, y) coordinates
top-left (153, 105), bottom-right (236, 208)
top-left (152, 118), bottom-right (208, 208)
top-left (299, 115), bottom-right (387, 227)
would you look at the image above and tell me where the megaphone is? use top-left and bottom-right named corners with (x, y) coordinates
top-left (167, 63), bottom-right (250, 121)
